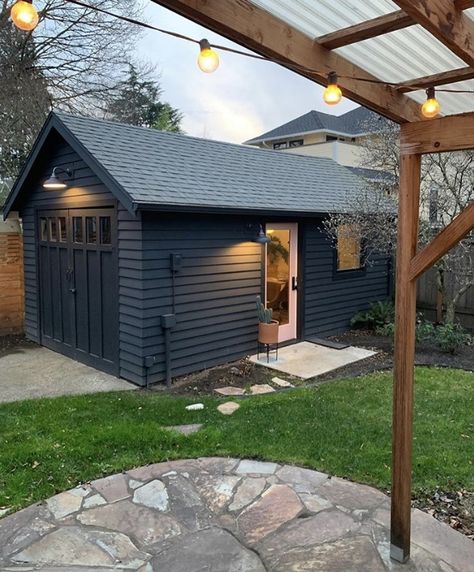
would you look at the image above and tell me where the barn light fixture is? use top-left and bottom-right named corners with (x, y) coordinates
top-left (323, 72), bottom-right (343, 106)
top-left (253, 224), bottom-right (271, 244)
top-left (43, 167), bottom-right (72, 190)
top-left (421, 87), bottom-right (441, 119)
top-left (197, 39), bottom-right (220, 73)
top-left (10, 0), bottom-right (39, 31)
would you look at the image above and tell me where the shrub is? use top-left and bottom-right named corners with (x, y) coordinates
top-left (433, 323), bottom-right (472, 355)
top-left (351, 300), bottom-right (395, 330)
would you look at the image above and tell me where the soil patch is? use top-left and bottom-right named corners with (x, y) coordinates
top-left (0, 334), bottom-right (37, 358)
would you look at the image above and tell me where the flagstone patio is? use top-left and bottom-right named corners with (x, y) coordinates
top-left (1, 457), bottom-right (472, 571)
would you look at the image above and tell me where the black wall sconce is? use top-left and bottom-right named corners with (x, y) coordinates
top-left (43, 166), bottom-right (74, 190)
top-left (251, 224), bottom-right (271, 244)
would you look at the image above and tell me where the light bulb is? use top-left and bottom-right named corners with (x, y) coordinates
top-left (11, 0), bottom-right (39, 31)
top-left (323, 72), bottom-right (342, 106)
top-left (198, 39), bottom-right (219, 73)
top-left (421, 87), bottom-right (441, 119)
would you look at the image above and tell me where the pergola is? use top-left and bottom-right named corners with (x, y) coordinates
top-left (153, 0), bottom-right (474, 563)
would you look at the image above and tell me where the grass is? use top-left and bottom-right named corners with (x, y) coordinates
top-left (0, 366), bottom-right (473, 512)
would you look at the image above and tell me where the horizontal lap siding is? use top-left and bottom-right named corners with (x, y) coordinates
top-left (303, 222), bottom-right (390, 337)
top-left (140, 215), bottom-right (262, 384)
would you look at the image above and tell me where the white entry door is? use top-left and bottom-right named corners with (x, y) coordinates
top-left (265, 223), bottom-right (298, 342)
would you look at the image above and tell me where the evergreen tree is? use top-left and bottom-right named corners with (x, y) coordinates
top-left (108, 65), bottom-right (183, 133)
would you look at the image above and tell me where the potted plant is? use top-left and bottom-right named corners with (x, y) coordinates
top-left (256, 295), bottom-right (279, 344)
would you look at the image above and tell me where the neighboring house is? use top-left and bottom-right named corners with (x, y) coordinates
top-left (3, 112), bottom-right (390, 386)
top-left (244, 106), bottom-right (383, 171)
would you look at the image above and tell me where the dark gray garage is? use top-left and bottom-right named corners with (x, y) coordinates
top-left (3, 112), bottom-right (390, 385)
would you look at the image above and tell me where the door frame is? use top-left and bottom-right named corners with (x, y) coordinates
top-left (35, 203), bottom-right (120, 376)
top-left (265, 222), bottom-right (298, 342)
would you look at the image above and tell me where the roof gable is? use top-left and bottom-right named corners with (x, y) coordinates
top-left (6, 111), bottom-right (368, 218)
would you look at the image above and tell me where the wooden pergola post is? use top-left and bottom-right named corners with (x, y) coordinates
top-left (390, 151), bottom-right (421, 563)
top-left (391, 115), bottom-right (474, 562)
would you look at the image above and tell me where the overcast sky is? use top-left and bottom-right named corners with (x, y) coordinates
top-left (137, 3), bottom-right (358, 144)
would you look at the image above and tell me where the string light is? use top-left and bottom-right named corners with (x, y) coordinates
top-left (421, 87), bottom-right (441, 119)
top-left (323, 72), bottom-right (342, 105)
top-left (10, 0), bottom-right (39, 31)
top-left (11, 0), bottom-right (474, 106)
top-left (197, 39), bottom-right (220, 73)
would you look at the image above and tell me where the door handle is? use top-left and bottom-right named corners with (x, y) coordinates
top-left (69, 288), bottom-right (77, 294)
top-left (292, 276), bottom-right (298, 291)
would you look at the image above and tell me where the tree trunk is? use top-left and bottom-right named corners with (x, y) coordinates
top-left (444, 300), bottom-right (456, 324)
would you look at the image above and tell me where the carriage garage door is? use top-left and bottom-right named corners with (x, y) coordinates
top-left (37, 207), bottom-right (118, 375)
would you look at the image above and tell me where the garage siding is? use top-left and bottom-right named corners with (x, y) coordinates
top-left (302, 221), bottom-right (391, 337)
top-left (138, 214), bottom-right (263, 384)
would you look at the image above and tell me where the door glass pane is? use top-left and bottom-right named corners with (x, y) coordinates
top-left (266, 229), bottom-right (290, 325)
top-left (86, 217), bottom-right (97, 244)
top-left (73, 217), bottom-right (83, 243)
top-left (40, 217), bottom-right (47, 241)
top-left (49, 218), bottom-right (57, 242)
top-left (58, 217), bottom-right (67, 242)
top-left (100, 216), bottom-right (111, 245)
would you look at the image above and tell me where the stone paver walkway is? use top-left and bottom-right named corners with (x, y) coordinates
top-left (1, 458), bottom-right (472, 571)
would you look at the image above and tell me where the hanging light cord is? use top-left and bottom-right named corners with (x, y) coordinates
top-left (12, 0), bottom-right (472, 96)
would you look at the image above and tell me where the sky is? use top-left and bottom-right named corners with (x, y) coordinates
top-left (136, 2), bottom-right (358, 144)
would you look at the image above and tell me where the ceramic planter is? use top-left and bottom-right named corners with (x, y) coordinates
top-left (258, 320), bottom-right (279, 344)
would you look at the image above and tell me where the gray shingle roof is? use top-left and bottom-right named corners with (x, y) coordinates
top-left (245, 106), bottom-right (385, 144)
top-left (55, 112), bottom-right (366, 215)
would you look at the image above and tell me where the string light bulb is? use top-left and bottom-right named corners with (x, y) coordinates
top-left (10, 0), bottom-right (39, 31)
top-left (197, 39), bottom-right (219, 73)
top-left (323, 72), bottom-right (342, 106)
top-left (421, 87), bottom-right (441, 119)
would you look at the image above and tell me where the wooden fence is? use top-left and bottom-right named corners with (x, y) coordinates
top-left (0, 216), bottom-right (24, 336)
top-left (417, 266), bottom-right (474, 330)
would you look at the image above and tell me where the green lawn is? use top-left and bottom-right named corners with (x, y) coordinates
top-left (1, 367), bottom-right (473, 512)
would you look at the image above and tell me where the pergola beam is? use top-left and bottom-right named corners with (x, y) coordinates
top-left (317, 1), bottom-right (474, 49)
top-left (397, 66), bottom-right (474, 92)
top-left (318, 11), bottom-right (413, 49)
top-left (410, 202), bottom-right (474, 281)
top-left (393, 0), bottom-right (474, 68)
top-left (151, 0), bottom-right (423, 124)
top-left (400, 111), bottom-right (474, 154)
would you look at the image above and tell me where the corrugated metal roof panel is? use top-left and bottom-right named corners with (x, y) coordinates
top-left (249, 0), bottom-right (474, 116)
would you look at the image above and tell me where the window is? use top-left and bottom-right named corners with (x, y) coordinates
top-left (73, 217), bottom-right (83, 243)
top-left (58, 217), bottom-right (67, 242)
top-left (100, 216), bottom-right (111, 245)
top-left (86, 217), bottom-right (97, 244)
top-left (273, 141), bottom-right (288, 150)
top-left (40, 218), bottom-right (47, 241)
top-left (337, 224), bottom-right (362, 271)
top-left (289, 139), bottom-right (304, 148)
top-left (49, 218), bottom-right (58, 242)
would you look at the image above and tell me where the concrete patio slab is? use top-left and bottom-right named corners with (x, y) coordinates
top-left (0, 345), bottom-right (135, 403)
top-left (1, 458), bottom-right (472, 571)
top-left (249, 341), bottom-right (376, 379)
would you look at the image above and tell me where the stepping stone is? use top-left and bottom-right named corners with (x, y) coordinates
top-left (272, 377), bottom-right (294, 388)
top-left (133, 480), bottom-right (169, 511)
top-left (250, 384), bottom-right (275, 395)
top-left (277, 465), bottom-right (328, 493)
top-left (83, 493), bottom-right (107, 509)
top-left (163, 424), bottom-right (203, 435)
top-left (217, 402), bottom-right (240, 415)
top-left (237, 484), bottom-right (303, 544)
top-left (214, 386), bottom-right (245, 396)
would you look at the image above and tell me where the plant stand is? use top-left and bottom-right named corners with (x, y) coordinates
top-left (257, 340), bottom-right (279, 363)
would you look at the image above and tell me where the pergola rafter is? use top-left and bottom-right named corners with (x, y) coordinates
top-left (152, 0), bottom-right (474, 564)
